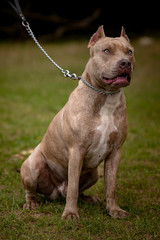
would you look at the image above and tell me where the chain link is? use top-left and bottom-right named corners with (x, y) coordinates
top-left (22, 21), bottom-right (79, 80)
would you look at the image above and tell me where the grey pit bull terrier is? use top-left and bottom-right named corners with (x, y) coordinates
top-left (20, 26), bottom-right (135, 220)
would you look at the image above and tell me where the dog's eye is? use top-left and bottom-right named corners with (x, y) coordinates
top-left (128, 49), bottom-right (133, 55)
top-left (104, 49), bottom-right (110, 54)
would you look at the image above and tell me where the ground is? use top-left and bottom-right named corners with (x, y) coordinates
top-left (0, 37), bottom-right (160, 239)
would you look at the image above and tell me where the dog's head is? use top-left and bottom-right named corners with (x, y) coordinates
top-left (88, 26), bottom-right (135, 90)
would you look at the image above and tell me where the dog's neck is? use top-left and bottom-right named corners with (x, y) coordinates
top-left (80, 77), bottom-right (120, 96)
top-left (76, 80), bottom-right (123, 120)
top-left (77, 79), bottom-right (123, 117)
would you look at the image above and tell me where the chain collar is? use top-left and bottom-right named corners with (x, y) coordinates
top-left (80, 77), bottom-right (120, 95)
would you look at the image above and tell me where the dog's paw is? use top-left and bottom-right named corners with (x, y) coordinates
top-left (62, 207), bottom-right (79, 220)
top-left (23, 201), bottom-right (39, 210)
top-left (108, 208), bottom-right (129, 219)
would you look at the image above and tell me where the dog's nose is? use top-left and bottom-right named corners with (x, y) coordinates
top-left (119, 59), bottom-right (131, 69)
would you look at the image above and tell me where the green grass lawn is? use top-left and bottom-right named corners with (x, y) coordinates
top-left (0, 37), bottom-right (160, 240)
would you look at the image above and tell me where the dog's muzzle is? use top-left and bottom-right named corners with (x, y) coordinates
top-left (102, 59), bottom-right (132, 88)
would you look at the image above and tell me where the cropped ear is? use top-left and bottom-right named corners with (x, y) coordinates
top-left (88, 25), bottom-right (105, 48)
top-left (120, 26), bottom-right (130, 42)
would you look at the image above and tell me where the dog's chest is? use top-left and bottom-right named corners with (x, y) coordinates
top-left (84, 94), bottom-right (122, 169)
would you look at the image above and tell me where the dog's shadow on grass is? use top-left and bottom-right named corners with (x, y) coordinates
top-left (34, 194), bottom-right (108, 220)
top-left (37, 194), bottom-right (66, 206)
top-left (36, 193), bottom-right (105, 211)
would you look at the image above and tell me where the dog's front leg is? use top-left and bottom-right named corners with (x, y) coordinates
top-left (104, 148), bottom-right (129, 219)
top-left (62, 147), bottom-right (83, 220)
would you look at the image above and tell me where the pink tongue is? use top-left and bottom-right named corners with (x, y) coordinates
top-left (115, 76), bottom-right (127, 81)
top-left (104, 77), bottom-right (128, 85)
top-left (104, 79), bottom-right (114, 84)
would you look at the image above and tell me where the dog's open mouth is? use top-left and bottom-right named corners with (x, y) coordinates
top-left (102, 73), bottom-right (131, 87)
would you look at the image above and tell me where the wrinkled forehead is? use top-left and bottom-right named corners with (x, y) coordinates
top-left (93, 36), bottom-right (134, 52)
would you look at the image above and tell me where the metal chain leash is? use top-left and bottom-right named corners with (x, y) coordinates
top-left (8, 0), bottom-right (120, 96)
top-left (22, 21), bottom-right (79, 80)
top-left (8, 0), bottom-right (79, 80)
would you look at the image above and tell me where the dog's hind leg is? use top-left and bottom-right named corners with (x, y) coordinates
top-left (20, 145), bottom-right (44, 209)
top-left (21, 145), bottom-right (60, 209)
top-left (23, 189), bottom-right (39, 210)
top-left (21, 159), bottom-right (39, 210)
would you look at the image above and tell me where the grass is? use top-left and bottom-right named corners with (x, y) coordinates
top-left (0, 37), bottom-right (160, 240)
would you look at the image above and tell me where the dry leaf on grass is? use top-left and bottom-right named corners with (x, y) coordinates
top-left (12, 149), bottom-right (33, 161)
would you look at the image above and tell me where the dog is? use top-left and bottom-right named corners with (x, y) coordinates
top-left (20, 26), bottom-right (135, 220)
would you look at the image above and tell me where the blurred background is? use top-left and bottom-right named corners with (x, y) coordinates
top-left (0, 0), bottom-right (159, 41)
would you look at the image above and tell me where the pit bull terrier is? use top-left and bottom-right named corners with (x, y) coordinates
top-left (20, 26), bottom-right (135, 220)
